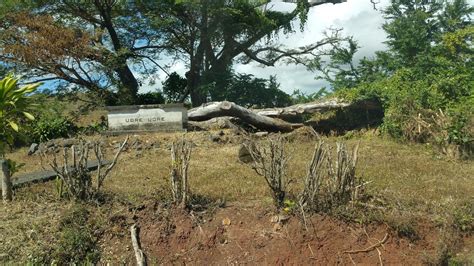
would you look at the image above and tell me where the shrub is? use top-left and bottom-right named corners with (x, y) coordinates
top-left (338, 66), bottom-right (473, 158)
top-left (0, 75), bottom-right (38, 156)
top-left (32, 116), bottom-right (77, 143)
top-left (137, 91), bottom-right (165, 105)
top-left (28, 205), bottom-right (101, 265)
top-left (43, 137), bottom-right (128, 201)
top-left (299, 140), bottom-right (362, 212)
top-left (244, 135), bottom-right (290, 209)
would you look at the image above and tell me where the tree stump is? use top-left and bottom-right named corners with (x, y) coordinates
top-left (1, 160), bottom-right (12, 202)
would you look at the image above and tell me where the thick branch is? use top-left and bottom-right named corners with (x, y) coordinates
top-left (253, 98), bottom-right (351, 118)
top-left (188, 101), bottom-right (303, 132)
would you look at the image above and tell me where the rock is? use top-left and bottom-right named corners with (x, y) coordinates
top-left (255, 131), bottom-right (269, 137)
top-left (28, 143), bottom-right (39, 155)
top-left (238, 144), bottom-right (253, 163)
top-left (210, 135), bottom-right (221, 143)
top-left (222, 217), bottom-right (231, 226)
top-left (270, 214), bottom-right (290, 224)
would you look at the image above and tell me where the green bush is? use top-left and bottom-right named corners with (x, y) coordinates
top-left (137, 91), bottom-right (165, 105)
top-left (32, 116), bottom-right (78, 143)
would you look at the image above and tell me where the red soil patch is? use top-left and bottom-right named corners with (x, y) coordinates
top-left (135, 203), bottom-right (441, 264)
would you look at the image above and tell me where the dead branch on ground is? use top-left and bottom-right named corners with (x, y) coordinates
top-left (343, 233), bottom-right (389, 254)
top-left (131, 224), bottom-right (147, 266)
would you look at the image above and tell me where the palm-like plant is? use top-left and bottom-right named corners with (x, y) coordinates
top-left (0, 75), bottom-right (39, 157)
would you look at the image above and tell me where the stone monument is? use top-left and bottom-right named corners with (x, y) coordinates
top-left (106, 104), bottom-right (187, 133)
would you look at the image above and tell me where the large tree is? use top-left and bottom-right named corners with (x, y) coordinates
top-left (0, 0), bottom-right (166, 104)
top-left (0, 0), bottom-right (346, 106)
top-left (138, 0), bottom-right (346, 106)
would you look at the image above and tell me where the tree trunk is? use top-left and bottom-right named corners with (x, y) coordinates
top-left (186, 69), bottom-right (206, 107)
top-left (187, 99), bottom-right (382, 132)
top-left (253, 99), bottom-right (380, 119)
top-left (98, 3), bottom-right (139, 105)
top-left (188, 101), bottom-right (303, 132)
top-left (1, 159), bottom-right (12, 202)
top-left (115, 64), bottom-right (139, 105)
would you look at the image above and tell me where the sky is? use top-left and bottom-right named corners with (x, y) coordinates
top-left (142, 0), bottom-right (391, 95)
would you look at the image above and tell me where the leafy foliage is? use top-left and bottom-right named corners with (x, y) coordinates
top-left (0, 0), bottom-right (343, 106)
top-left (209, 73), bottom-right (292, 108)
top-left (29, 205), bottom-right (100, 265)
top-left (162, 72), bottom-right (188, 103)
top-left (318, 0), bottom-right (473, 157)
top-left (0, 75), bottom-right (38, 156)
top-left (32, 117), bottom-right (77, 143)
top-left (291, 88), bottom-right (328, 104)
top-left (137, 91), bottom-right (165, 105)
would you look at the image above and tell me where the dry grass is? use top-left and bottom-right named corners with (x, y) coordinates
top-left (1, 130), bottom-right (473, 263)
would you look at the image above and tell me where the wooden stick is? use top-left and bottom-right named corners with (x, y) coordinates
top-left (343, 233), bottom-right (389, 254)
top-left (1, 160), bottom-right (12, 202)
top-left (130, 224), bottom-right (147, 266)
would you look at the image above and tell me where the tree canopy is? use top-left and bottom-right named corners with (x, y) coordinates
top-left (0, 0), bottom-right (346, 106)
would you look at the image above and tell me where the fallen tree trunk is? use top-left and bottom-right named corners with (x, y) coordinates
top-left (188, 101), bottom-right (303, 132)
top-left (187, 117), bottom-right (238, 131)
top-left (254, 99), bottom-right (379, 119)
top-left (187, 99), bottom-right (381, 132)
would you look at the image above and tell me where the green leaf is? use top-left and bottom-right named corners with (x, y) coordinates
top-left (23, 111), bottom-right (35, 120)
top-left (8, 121), bottom-right (19, 132)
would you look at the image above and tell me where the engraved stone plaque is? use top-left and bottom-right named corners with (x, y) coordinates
top-left (106, 104), bottom-right (187, 133)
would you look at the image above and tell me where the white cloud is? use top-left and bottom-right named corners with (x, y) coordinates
top-left (234, 0), bottom-right (391, 94)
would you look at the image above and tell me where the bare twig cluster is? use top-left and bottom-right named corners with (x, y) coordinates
top-left (46, 137), bottom-right (128, 200)
top-left (299, 141), bottom-right (327, 208)
top-left (244, 135), bottom-right (290, 209)
top-left (245, 135), bottom-right (362, 211)
top-left (299, 140), bottom-right (361, 211)
top-left (170, 138), bottom-right (192, 208)
top-left (328, 142), bottom-right (360, 205)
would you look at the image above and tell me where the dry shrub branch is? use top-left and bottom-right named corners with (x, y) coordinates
top-left (299, 140), bottom-right (362, 212)
top-left (45, 137), bottom-right (128, 200)
top-left (327, 142), bottom-right (360, 205)
top-left (244, 135), bottom-right (290, 209)
top-left (406, 109), bottom-right (472, 159)
top-left (170, 137), bottom-right (193, 208)
top-left (299, 140), bottom-right (327, 209)
top-left (245, 135), bottom-right (363, 212)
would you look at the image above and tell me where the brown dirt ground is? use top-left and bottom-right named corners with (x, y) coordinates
top-left (113, 202), bottom-right (442, 265)
top-left (4, 130), bottom-right (473, 264)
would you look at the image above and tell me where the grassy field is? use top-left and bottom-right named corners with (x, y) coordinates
top-left (1, 129), bottom-right (473, 263)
